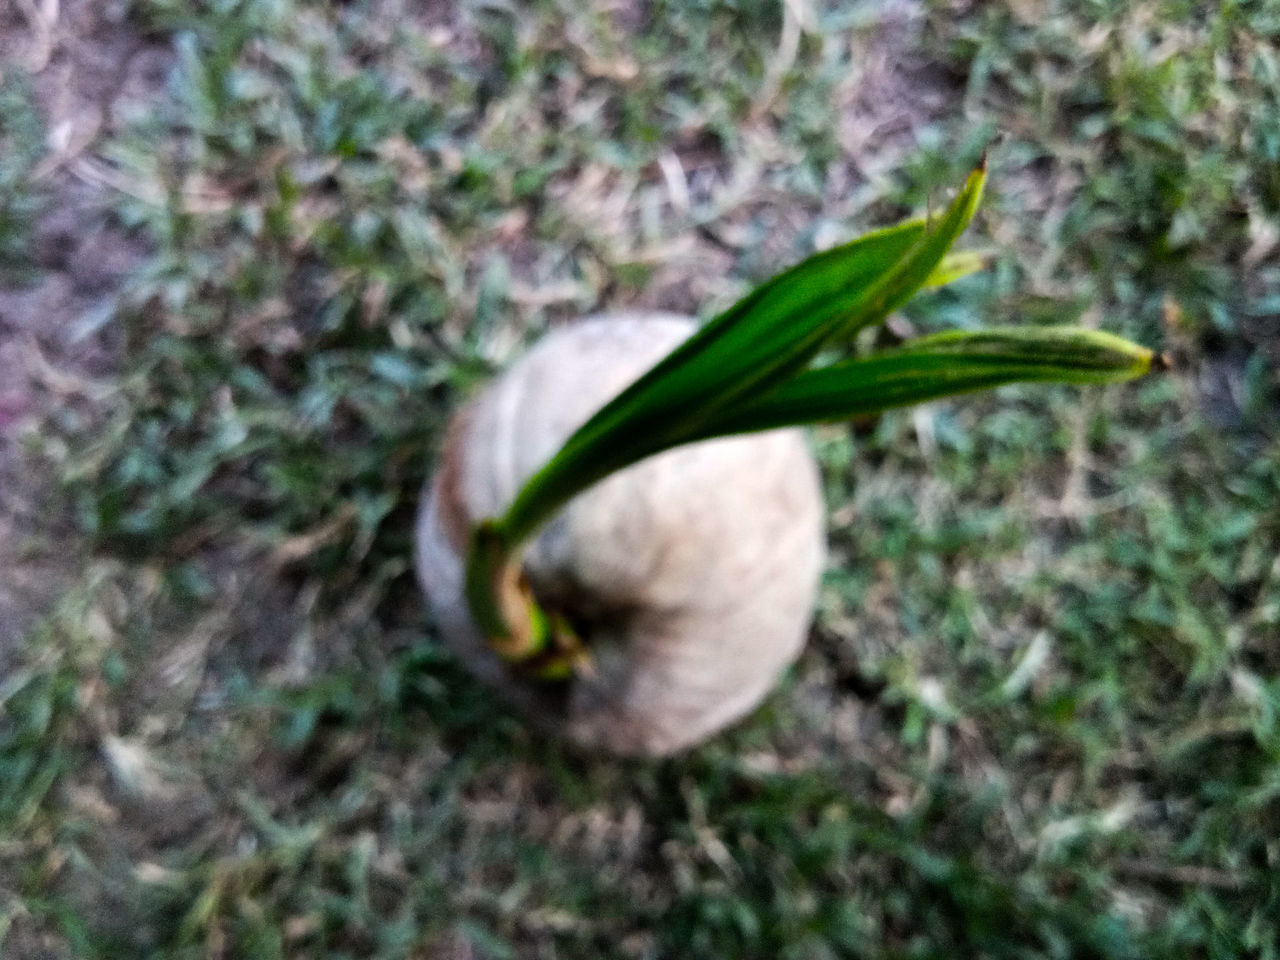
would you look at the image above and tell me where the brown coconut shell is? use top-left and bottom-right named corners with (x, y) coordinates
top-left (415, 314), bottom-right (824, 756)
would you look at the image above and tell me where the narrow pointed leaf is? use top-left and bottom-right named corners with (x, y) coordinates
top-left (828, 163), bottom-right (988, 341)
top-left (690, 327), bottom-right (1156, 438)
top-left (497, 220), bottom-right (926, 541)
top-left (499, 169), bottom-right (987, 543)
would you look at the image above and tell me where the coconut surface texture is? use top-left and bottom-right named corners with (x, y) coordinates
top-left (416, 314), bottom-right (825, 756)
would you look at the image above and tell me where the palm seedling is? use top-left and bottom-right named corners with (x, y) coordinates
top-left (415, 162), bottom-right (1162, 755)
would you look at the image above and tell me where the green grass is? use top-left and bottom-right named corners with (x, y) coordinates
top-left (0, 69), bottom-right (47, 283)
top-left (4, 0), bottom-right (1279, 957)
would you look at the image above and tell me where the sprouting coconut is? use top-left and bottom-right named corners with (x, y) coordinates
top-left (417, 314), bottom-right (825, 755)
top-left (416, 164), bottom-right (1161, 756)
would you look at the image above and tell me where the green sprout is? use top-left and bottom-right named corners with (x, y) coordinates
top-left (463, 162), bottom-right (1163, 674)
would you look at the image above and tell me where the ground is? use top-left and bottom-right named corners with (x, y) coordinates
top-left (1, 1), bottom-right (1278, 958)
top-left (0, 0), bottom-right (166, 674)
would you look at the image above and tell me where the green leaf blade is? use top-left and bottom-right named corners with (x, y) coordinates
top-left (555, 217), bottom-right (929, 443)
top-left (693, 326), bottom-right (1156, 437)
top-left (499, 168), bottom-right (989, 542)
top-left (830, 163), bottom-right (988, 340)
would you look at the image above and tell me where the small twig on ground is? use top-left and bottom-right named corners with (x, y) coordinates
top-left (14, 0), bottom-right (59, 73)
top-left (1113, 858), bottom-right (1244, 891)
top-left (20, 336), bottom-right (118, 403)
top-left (750, 0), bottom-right (812, 121)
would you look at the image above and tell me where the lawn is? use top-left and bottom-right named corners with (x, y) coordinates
top-left (2, 0), bottom-right (1278, 957)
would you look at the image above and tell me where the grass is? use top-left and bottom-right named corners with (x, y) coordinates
top-left (0, 69), bottom-right (46, 284)
top-left (2, 0), bottom-right (1278, 956)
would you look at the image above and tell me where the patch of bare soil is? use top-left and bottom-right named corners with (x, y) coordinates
top-left (622, 0), bottom-right (960, 317)
top-left (0, 0), bottom-right (171, 671)
top-left (834, 0), bottom-right (955, 180)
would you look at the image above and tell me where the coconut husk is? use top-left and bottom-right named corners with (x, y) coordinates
top-left (416, 314), bottom-right (824, 756)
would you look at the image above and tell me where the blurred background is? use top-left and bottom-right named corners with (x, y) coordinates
top-left (1, 0), bottom-right (1277, 956)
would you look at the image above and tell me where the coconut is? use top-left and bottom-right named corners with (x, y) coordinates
top-left (415, 313), bottom-right (825, 756)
